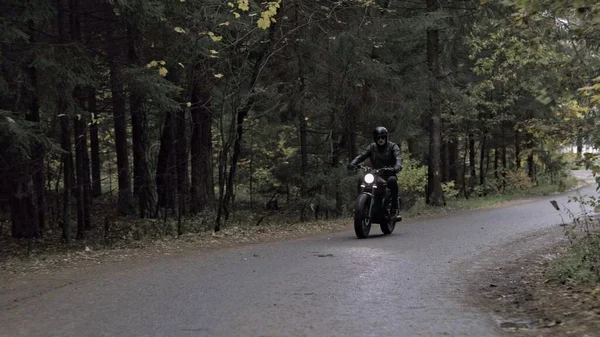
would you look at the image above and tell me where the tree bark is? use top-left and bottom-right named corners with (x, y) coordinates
top-left (57, 0), bottom-right (72, 242)
top-left (479, 132), bottom-right (487, 187)
top-left (190, 68), bottom-right (215, 213)
top-left (425, 0), bottom-right (445, 206)
top-left (299, 111), bottom-right (309, 219)
top-left (426, 0), bottom-right (446, 206)
top-left (448, 139), bottom-right (458, 182)
top-left (107, 27), bottom-right (134, 215)
top-left (156, 111), bottom-right (177, 215)
top-left (10, 164), bottom-right (40, 238)
top-left (25, 21), bottom-right (45, 236)
top-left (576, 132), bottom-right (583, 159)
top-left (494, 147), bottom-right (499, 179)
top-left (74, 107), bottom-right (87, 239)
top-left (60, 113), bottom-right (73, 243)
top-left (514, 129), bottom-right (521, 169)
top-left (89, 91), bottom-right (102, 197)
top-left (175, 106), bottom-right (188, 219)
top-left (527, 134), bottom-right (536, 181)
top-left (469, 132), bottom-right (476, 184)
top-left (128, 25), bottom-right (157, 218)
top-left (441, 142), bottom-right (449, 182)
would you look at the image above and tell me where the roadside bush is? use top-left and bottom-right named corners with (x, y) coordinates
top-left (551, 196), bottom-right (600, 284)
top-left (442, 181), bottom-right (460, 199)
top-left (398, 158), bottom-right (427, 210)
top-left (505, 169), bottom-right (534, 190)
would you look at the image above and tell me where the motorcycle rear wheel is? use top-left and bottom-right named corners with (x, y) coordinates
top-left (354, 194), bottom-right (371, 238)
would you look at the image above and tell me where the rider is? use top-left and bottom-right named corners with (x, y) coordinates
top-left (347, 126), bottom-right (403, 215)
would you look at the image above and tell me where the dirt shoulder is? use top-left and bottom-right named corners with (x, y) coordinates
top-left (462, 226), bottom-right (600, 337)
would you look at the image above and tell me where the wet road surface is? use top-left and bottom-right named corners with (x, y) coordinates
top-left (1, 175), bottom-right (597, 337)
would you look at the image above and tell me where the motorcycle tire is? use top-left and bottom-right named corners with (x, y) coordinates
top-left (354, 194), bottom-right (372, 239)
top-left (380, 217), bottom-right (395, 235)
top-left (380, 197), bottom-right (396, 235)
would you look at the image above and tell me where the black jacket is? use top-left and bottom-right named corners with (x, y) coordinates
top-left (350, 141), bottom-right (403, 173)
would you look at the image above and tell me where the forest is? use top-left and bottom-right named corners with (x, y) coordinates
top-left (1, 0), bottom-right (599, 245)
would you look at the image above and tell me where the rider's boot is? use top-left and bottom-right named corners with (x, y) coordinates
top-left (391, 200), bottom-right (401, 221)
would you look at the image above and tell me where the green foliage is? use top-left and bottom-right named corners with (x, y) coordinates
top-left (441, 181), bottom-right (460, 199)
top-left (551, 196), bottom-right (600, 284)
top-left (398, 158), bottom-right (428, 196)
top-left (583, 153), bottom-right (600, 190)
top-left (505, 169), bottom-right (534, 190)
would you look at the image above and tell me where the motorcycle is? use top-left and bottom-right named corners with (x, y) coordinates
top-left (352, 165), bottom-right (402, 238)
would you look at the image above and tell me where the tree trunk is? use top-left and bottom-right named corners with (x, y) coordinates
top-left (221, 32), bottom-right (273, 223)
top-left (74, 108), bottom-right (87, 239)
top-left (462, 135), bottom-right (469, 199)
top-left (57, 0), bottom-right (72, 242)
top-left (448, 139), bottom-right (458, 182)
top-left (128, 25), bottom-right (157, 218)
top-left (156, 111), bottom-right (177, 215)
top-left (60, 113), bottom-right (73, 243)
top-left (330, 121), bottom-right (344, 218)
top-left (107, 27), bottom-right (134, 216)
top-left (514, 129), bottom-right (521, 169)
top-left (469, 133), bottom-right (476, 184)
top-left (479, 132), bottom-right (487, 187)
top-left (26, 21), bottom-right (45, 236)
top-left (89, 91), bottom-right (102, 197)
top-left (299, 111), bottom-right (309, 220)
top-left (527, 134), bottom-right (536, 181)
top-left (425, 0), bottom-right (445, 206)
top-left (214, 149), bottom-right (228, 232)
top-left (494, 147), bottom-right (499, 179)
top-left (441, 142), bottom-right (449, 182)
top-left (576, 132), bottom-right (583, 160)
top-left (190, 68), bottom-right (215, 214)
top-left (175, 106), bottom-right (188, 219)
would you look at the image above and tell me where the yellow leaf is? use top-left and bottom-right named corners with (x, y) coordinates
top-left (257, 17), bottom-right (270, 30)
top-left (227, 2), bottom-right (235, 8)
top-left (158, 67), bottom-right (168, 77)
top-left (146, 60), bottom-right (158, 68)
top-left (186, 102), bottom-right (192, 108)
top-left (174, 27), bottom-right (186, 33)
top-left (159, 60), bottom-right (166, 65)
top-left (233, 12), bottom-right (241, 18)
top-left (180, 0), bottom-right (185, 2)
top-left (210, 50), bottom-right (219, 54)
top-left (178, 62), bottom-right (185, 68)
top-left (219, 21), bottom-right (230, 26)
top-left (214, 73), bottom-right (224, 79)
top-left (237, 0), bottom-right (249, 11)
top-left (208, 32), bottom-right (222, 42)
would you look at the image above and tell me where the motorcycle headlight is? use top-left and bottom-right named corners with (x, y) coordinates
top-left (364, 173), bottom-right (375, 184)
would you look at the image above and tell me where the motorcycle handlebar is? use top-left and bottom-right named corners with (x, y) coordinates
top-left (356, 165), bottom-right (395, 174)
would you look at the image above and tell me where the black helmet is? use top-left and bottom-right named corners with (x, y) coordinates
top-left (373, 126), bottom-right (388, 142)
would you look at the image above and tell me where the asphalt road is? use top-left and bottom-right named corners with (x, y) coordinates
top-left (1, 173), bottom-right (597, 337)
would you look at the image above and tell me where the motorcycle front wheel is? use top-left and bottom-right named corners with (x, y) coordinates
top-left (380, 197), bottom-right (396, 235)
top-left (354, 194), bottom-right (372, 238)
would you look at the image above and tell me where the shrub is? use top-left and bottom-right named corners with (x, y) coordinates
top-left (398, 158), bottom-right (427, 195)
top-left (442, 181), bottom-right (459, 199)
top-left (505, 169), bottom-right (534, 190)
